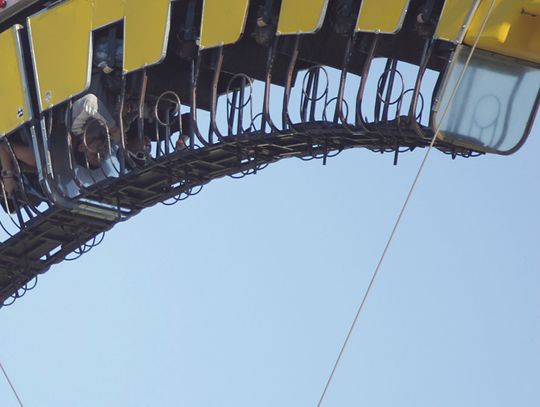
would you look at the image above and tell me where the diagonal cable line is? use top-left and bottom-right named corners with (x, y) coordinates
top-left (0, 360), bottom-right (24, 407)
top-left (316, 1), bottom-right (498, 405)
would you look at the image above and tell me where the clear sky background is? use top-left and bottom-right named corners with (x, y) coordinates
top-left (0, 63), bottom-right (539, 406)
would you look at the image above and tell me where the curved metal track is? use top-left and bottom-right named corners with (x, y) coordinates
top-left (0, 121), bottom-right (476, 306)
top-left (0, 0), bottom-right (491, 307)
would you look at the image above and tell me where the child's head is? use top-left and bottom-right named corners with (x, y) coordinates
top-left (75, 119), bottom-right (109, 169)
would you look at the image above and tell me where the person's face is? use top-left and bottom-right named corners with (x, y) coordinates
top-left (79, 137), bottom-right (108, 168)
top-left (143, 136), bottom-right (151, 155)
top-left (126, 135), bottom-right (151, 157)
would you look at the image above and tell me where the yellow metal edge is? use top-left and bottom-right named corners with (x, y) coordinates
top-left (276, 0), bottom-right (330, 36)
top-left (26, 3), bottom-right (93, 113)
top-left (0, 24), bottom-right (33, 138)
top-left (355, 0), bottom-right (411, 34)
top-left (464, 0), bottom-right (540, 65)
top-left (124, 2), bottom-right (172, 73)
top-left (199, 0), bottom-right (250, 51)
top-left (433, 0), bottom-right (481, 44)
top-left (13, 25), bottom-right (33, 131)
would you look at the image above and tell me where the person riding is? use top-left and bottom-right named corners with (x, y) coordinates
top-left (59, 119), bottom-right (121, 198)
top-left (0, 132), bottom-right (40, 213)
top-left (71, 32), bottom-right (123, 144)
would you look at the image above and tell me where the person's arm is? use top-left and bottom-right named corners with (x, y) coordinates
top-left (109, 126), bottom-right (122, 145)
top-left (11, 142), bottom-right (36, 169)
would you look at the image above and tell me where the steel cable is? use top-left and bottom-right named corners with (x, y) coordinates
top-left (0, 360), bottom-right (24, 406)
top-left (316, 2), bottom-right (498, 405)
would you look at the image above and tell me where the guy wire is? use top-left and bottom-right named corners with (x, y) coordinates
top-left (0, 360), bottom-right (24, 406)
top-left (316, 1), bottom-right (499, 405)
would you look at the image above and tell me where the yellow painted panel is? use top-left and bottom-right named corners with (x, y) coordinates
top-left (93, 0), bottom-right (124, 28)
top-left (124, 0), bottom-right (171, 72)
top-left (26, 0), bottom-right (171, 112)
top-left (277, 0), bottom-right (329, 35)
top-left (27, 0), bottom-right (93, 112)
top-left (464, 0), bottom-right (540, 64)
top-left (93, 0), bottom-right (171, 72)
top-left (356, 0), bottom-right (409, 33)
top-left (199, 0), bottom-right (249, 49)
top-left (0, 26), bottom-right (31, 137)
top-left (434, 0), bottom-right (480, 43)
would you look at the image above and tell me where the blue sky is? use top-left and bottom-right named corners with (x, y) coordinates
top-left (0, 64), bottom-right (539, 406)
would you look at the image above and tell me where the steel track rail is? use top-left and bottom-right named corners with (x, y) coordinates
top-left (0, 123), bottom-right (476, 306)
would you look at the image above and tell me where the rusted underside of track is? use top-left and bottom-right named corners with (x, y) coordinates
top-left (0, 123), bottom-right (476, 305)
